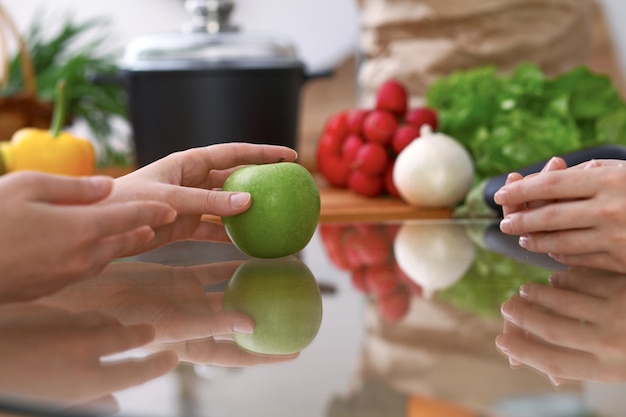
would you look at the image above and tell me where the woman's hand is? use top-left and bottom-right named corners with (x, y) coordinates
top-left (495, 158), bottom-right (626, 272)
top-left (496, 267), bottom-right (626, 385)
top-left (37, 261), bottom-right (256, 343)
top-left (0, 172), bottom-right (177, 302)
top-left (109, 143), bottom-right (298, 255)
top-left (0, 304), bottom-right (177, 411)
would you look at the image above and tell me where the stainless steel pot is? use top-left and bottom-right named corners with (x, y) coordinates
top-left (115, 0), bottom-right (330, 166)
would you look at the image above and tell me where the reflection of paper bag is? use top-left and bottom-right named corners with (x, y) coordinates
top-left (358, 296), bottom-right (580, 414)
top-left (356, 0), bottom-right (597, 106)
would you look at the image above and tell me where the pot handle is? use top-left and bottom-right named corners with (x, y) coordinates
top-left (88, 71), bottom-right (127, 88)
top-left (303, 68), bottom-right (334, 83)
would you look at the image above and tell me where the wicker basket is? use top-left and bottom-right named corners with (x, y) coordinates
top-left (0, 3), bottom-right (53, 142)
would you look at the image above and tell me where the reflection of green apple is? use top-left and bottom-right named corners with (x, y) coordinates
top-left (221, 162), bottom-right (321, 258)
top-left (222, 256), bottom-right (323, 355)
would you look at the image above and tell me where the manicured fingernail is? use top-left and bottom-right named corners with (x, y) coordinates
top-left (500, 303), bottom-right (513, 321)
top-left (500, 217), bottom-right (512, 234)
top-left (230, 192), bottom-right (251, 209)
top-left (549, 273), bottom-right (561, 287)
top-left (233, 321), bottom-right (254, 334)
top-left (494, 189), bottom-right (508, 205)
top-left (548, 253), bottom-right (563, 263)
top-left (519, 235), bottom-right (529, 248)
top-left (519, 284), bottom-right (530, 298)
top-left (495, 335), bottom-right (508, 352)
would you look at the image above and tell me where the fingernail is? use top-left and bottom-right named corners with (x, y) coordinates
top-left (500, 303), bottom-right (513, 321)
top-left (505, 173), bottom-right (516, 184)
top-left (519, 284), bottom-right (530, 298)
top-left (542, 157), bottom-right (558, 172)
top-left (494, 189), bottom-right (508, 205)
top-left (548, 253), bottom-right (563, 263)
top-left (549, 273), bottom-right (561, 287)
top-left (233, 321), bottom-right (254, 334)
top-left (495, 335), bottom-right (508, 352)
top-left (90, 176), bottom-right (113, 194)
top-left (164, 208), bottom-right (178, 223)
top-left (229, 192), bottom-right (251, 209)
top-left (584, 159), bottom-right (599, 170)
top-left (500, 217), bottom-right (512, 234)
top-left (549, 375), bottom-right (564, 387)
top-left (519, 235), bottom-right (529, 248)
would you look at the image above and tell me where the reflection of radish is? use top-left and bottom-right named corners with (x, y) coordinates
top-left (393, 222), bottom-right (476, 298)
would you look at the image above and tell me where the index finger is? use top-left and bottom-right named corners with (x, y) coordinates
top-left (172, 143), bottom-right (298, 184)
top-left (494, 169), bottom-right (599, 206)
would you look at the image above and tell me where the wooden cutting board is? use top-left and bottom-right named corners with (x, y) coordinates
top-left (318, 187), bottom-right (451, 223)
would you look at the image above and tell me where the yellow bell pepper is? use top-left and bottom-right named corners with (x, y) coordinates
top-left (0, 81), bottom-right (96, 176)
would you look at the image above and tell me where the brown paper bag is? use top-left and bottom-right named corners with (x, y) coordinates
top-left (356, 0), bottom-right (597, 107)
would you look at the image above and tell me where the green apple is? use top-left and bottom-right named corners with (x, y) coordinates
top-left (222, 256), bottom-right (323, 355)
top-left (221, 162), bottom-right (321, 258)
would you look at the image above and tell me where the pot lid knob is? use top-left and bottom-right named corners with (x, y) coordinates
top-left (183, 0), bottom-right (239, 33)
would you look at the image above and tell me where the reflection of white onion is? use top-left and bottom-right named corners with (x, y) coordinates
top-left (393, 221), bottom-right (476, 298)
top-left (393, 125), bottom-right (474, 207)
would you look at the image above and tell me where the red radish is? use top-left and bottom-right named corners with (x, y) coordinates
top-left (342, 134), bottom-right (364, 164)
top-left (317, 132), bottom-right (344, 156)
top-left (363, 110), bottom-right (398, 145)
top-left (317, 152), bottom-right (351, 188)
top-left (353, 142), bottom-right (389, 176)
top-left (324, 110), bottom-right (349, 139)
top-left (384, 161), bottom-right (400, 197)
top-left (375, 80), bottom-right (408, 116)
top-left (405, 107), bottom-right (438, 131)
top-left (391, 124), bottom-right (420, 155)
top-left (346, 109), bottom-right (369, 135)
top-left (348, 170), bottom-right (384, 197)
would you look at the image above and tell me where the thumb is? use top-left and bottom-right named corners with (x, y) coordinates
top-left (23, 173), bottom-right (114, 204)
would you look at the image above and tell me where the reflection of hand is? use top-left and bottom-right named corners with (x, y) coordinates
top-left (496, 158), bottom-right (626, 272)
top-left (109, 143), bottom-right (298, 255)
top-left (152, 338), bottom-right (299, 367)
top-left (496, 267), bottom-right (626, 385)
top-left (37, 261), bottom-right (255, 343)
top-left (0, 303), bottom-right (177, 410)
top-left (0, 172), bottom-right (177, 303)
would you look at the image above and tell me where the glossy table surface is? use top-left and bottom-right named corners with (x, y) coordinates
top-left (2, 218), bottom-right (626, 417)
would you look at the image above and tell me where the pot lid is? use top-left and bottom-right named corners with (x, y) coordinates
top-left (121, 32), bottom-right (301, 71)
top-left (121, 0), bottom-right (302, 71)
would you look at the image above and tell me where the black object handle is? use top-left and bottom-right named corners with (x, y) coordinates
top-left (482, 222), bottom-right (567, 270)
top-left (484, 144), bottom-right (626, 216)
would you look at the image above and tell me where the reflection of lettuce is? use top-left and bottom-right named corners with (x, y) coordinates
top-left (436, 247), bottom-right (551, 318)
top-left (427, 64), bottom-right (626, 181)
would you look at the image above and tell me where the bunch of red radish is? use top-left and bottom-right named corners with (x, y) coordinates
top-left (316, 80), bottom-right (438, 198)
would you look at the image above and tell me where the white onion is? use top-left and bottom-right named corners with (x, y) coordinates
top-left (393, 125), bottom-right (474, 207)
